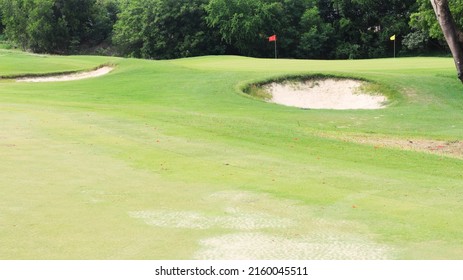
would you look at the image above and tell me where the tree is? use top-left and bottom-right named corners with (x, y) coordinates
top-left (27, 0), bottom-right (60, 52)
top-left (206, 0), bottom-right (284, 57)
top-left (50, 0), bottom-right (113, 52)
top-left (0, 2), bottom-right (4, 34)
top-left (86, 0), bottom-right (120, 48)
top-left (327, 0), bottom-right (416, 59)
top-left (0, 0), bottom-right (115, 53)
top-left (430, 0), bottom-right (463, 83)
top-left (402, 30), bottom-right (430, 52)
top-left (274, 0), bottom-right (326, 58)
top-left (1, 0), bottom-right (31, 49)
top-left (297, 6), bottom-right (334, 58)
top-left (113, 0), bottom-right (224, 59)
top-left (1, 0), bottom-right (446, 60)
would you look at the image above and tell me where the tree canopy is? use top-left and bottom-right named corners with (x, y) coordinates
top-left (0, 0), bottom-right (117, 53)
top-left (113, 0), bottom-right (225, 59)
top-left (0, 0), bottom-right (457, 59)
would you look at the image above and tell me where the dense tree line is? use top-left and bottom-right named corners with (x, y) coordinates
top-left (0, 0), bottom-right (118, 53)
top-left (112, 0), bottom-right (226, 59)
top-left (0, 0), bottom-right (460, 59)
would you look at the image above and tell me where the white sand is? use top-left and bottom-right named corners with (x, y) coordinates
top-left (264, 79), bottom-right (387, 110)
top-left (16, 66), bottom-right (113, 82)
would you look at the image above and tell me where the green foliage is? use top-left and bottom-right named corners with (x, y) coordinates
top-left (402, 30), bottom-right (429, 51)
top-left (0, 0), bottom-right (447, 58)
top-left (407, 0), bottom-right (463, 54)
top-left (113, 0), bottom-right (224, 59)
top-left (1, 0), bottom-right (30, 49)
top-left (88, 0), bottom-right (120, 45)
top-left (407, 0), bottom-right (463, 58)
top-left (0, 0), bottom-right (117, 53)
top-left (205, 0), bottom-right (418, 59)
top-left (111, 0), bottom-right (151, 58)
top-left (409, 0), bottom-right (441, 40)
top-left (411, 0), bottom-right (463, 41)
top-left (0, 2), bottom-right (4, 34)
top-left (325, 0), bottom-right (417, 58)
top-left (297, 7), bottom-right (334, 58)
top-left (27, 0), bottom-right (59, 52)
top-left (206, 0), bottom-right (284, 56)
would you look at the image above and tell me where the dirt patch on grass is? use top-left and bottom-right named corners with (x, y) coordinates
top-left (261, 79), bottom-right (387, 110)
top-left (129, 209), bottom-right (293, 231)
top-left (367, 138), bottom-right (462, 158)
top-left (130, 190), bottom-right (395, 259)
top-left (195, 232), bottom-right (391, 260)
top-left (319, 132), bottom-right (463, 159)
top-left (16, 66), bottom-right (113, 82)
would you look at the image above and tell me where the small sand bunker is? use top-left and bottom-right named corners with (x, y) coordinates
top-left (16, 66), bottom-right (113, 82)
top-left (263, 79), bottom-right (387, 110)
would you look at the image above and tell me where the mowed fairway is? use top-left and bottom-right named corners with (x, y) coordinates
top-left (1, 49), bottom-right (462, 259)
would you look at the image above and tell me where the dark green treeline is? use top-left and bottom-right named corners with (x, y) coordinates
top-left (0, 0), bottom-right (458, 59)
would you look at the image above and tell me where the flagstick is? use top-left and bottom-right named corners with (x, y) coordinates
top-left (274, 39), bottom-right (277, 59)
top-left (394, 39), bottom-right (396, 58)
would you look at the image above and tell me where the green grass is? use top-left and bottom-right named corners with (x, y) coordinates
top-left (0, 52), bottom-right (462, 259)
top-left (0, 49), bottom-right (117, 78)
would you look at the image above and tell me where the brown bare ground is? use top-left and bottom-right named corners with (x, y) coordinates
top-left (318, 132), bottom-right (462, 159)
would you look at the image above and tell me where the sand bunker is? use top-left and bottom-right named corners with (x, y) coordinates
top-left (262, 79), bottom-right (387, 110)
top-left (16, 66), bottom-right (113, 82)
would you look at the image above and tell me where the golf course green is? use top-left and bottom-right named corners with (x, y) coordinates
top-left (0, 48), bottom-right (462, 259)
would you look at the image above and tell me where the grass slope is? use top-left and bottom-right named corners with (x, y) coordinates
top-left (0, 53), bottom-right (462, 259)
top-left (0, 49), bottom-right (117, 78)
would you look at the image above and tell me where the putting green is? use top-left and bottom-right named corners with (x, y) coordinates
top-left (0, 50), bottom-right (462, 259)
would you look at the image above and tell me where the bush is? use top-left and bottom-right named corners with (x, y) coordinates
top-left (402, 31), bottom-right (429, 51)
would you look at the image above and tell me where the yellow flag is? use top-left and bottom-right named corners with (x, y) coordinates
top-left (390, 35), bottom-right (396, 41)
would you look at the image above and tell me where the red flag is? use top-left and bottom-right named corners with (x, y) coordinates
top-left (268, 35), bottom-right (277, 42)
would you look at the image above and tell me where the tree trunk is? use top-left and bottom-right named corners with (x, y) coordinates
top-left (431, 0), bottom-right (463, 83)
